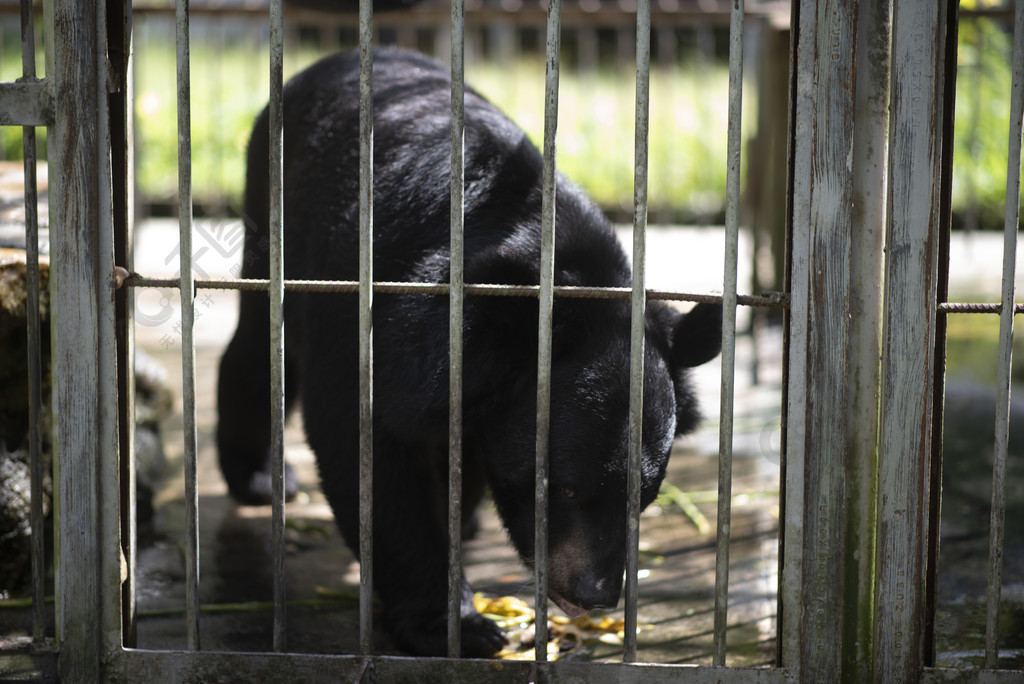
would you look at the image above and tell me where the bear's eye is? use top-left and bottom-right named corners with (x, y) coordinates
top-left (561, 487), bottom-right (576, 500)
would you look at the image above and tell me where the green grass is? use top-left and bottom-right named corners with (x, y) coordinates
top-left (465, 59), bottom-right (738, 217)
top-left (952, 12), bottom-right (1022, 231)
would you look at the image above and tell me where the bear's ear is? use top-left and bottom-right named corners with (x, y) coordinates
top-left (670, 302), bottom-right (723, 370)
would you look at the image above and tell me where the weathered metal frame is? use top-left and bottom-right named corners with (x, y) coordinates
top-left (10, 0), bottom-right (1021, 681)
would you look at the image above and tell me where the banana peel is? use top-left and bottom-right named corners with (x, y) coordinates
top-left (473, 594), bottom-right (638, 660)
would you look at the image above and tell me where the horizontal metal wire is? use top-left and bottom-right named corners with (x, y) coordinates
top-left (938, 301), bottom-right (1024, 314)
top-left (123, 274), bottom-right (790, 308)
top-left (124, 274), bottom-right (1024, 314)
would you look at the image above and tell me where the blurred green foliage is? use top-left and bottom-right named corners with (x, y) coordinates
top-left (953, 10), bottom-right (1021, 231)
top-left (123, 27), bottom-right (738, 221)
top-left (945, 311), bottom-right (1024, 385)
top-left (0, 10), bottom-right (1018, 226)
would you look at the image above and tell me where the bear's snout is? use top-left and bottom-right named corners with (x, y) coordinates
top-left (548, 527), bottom-right (625, 616)
top-left (549, 567), bottom-right (624, 618)
top-left (570, 572), bottom-right (620, 610)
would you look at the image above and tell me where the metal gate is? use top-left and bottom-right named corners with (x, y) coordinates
top-left (2, 0), bottom-right (1023, 681)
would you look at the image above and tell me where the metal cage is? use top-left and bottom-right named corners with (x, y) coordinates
top-left (1, 0), bottom-right (1022, 681)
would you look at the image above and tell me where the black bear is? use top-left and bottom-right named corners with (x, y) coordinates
top-left (217, 47), bottom-right (722, 658)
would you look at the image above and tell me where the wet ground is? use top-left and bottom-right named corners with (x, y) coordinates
top-left (935, 382), bottom-right (1024, 669)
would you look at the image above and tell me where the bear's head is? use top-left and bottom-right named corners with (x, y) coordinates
top-left (483, 301), bottom-right (722, 617)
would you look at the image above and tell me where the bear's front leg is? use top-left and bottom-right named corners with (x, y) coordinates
top-left (318, 432), bottom-right (507, 657)
top-left (382, 575), bottom-right (508, 658)
top-left (372, 441), bottom-right (506, 657)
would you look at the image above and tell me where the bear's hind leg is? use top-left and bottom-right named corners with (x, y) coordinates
top-left (216, 289), bottom-right (300, 504)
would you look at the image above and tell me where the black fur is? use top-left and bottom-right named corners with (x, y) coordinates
top-left (217, 47), bottom-right (722, 658)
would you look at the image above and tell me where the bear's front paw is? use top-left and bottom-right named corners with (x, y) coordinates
top-left (460, 611), bottom-right (508, 658)
top-left (386, 608), bottom-right (508, 658)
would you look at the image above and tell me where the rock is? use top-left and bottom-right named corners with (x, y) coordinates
top-left (0, 247), bottom-right (173, 594)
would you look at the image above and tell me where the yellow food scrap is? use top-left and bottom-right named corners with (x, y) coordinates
top-left (473, 593), bottom-right (640, 660)
top-left (473, 594), bottom-right (532, 618)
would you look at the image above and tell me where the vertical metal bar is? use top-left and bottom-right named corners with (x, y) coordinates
top-left (23, 132), bottom-right (45, 641)
top-left (51, 0), bottom-right (117, 677)
top-left (357, 0), bottom-right (375, 657)
top-left (924, 1), bottom-right (960, 665)
top-left (874, 3), bottom-right (948, 680)
top-left (269, 0), bottom-right (288, 654)
top-left (712, 0), bottom-right (743, 667)
top-left (90, 0), bottom-right (126, 662)
top-left (985, 0), bottom-right (1024, 668)
top-left (622, 0), bottom-right (649, 663)
top-left (175, 0), bottom-right (202, 652)
top-left (95, 2), bottom-right (123, 657)
top-left (779, 3), bottom-right (806, 673)
top-left (844, 1), bottom-right (891, 677)
top-left (20, 0), bottom-right (45, 644)
top-left (109, 0), bottom-right (137, 648)
top-left (447, 0), bottom-right (466, 659)
top-left (534, 0), bottom-right (561, 662)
